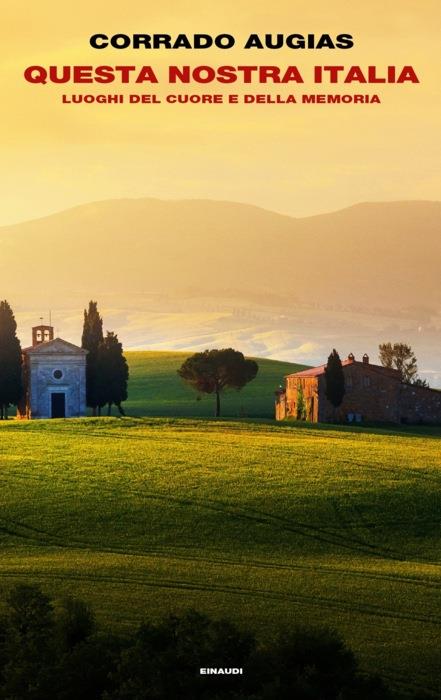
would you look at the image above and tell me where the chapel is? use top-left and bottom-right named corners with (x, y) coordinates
top-left (18, 324), bottom-right (87, 419)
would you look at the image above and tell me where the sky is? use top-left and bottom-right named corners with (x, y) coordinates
top-left (1, 0), bottom-right (440, 226)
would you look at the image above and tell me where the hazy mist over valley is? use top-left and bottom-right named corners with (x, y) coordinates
top-left (2, 197), bottom-right (440, 386)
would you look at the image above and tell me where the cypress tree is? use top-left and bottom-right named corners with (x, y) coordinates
top-left (324, 348), bottom-right (345, 415)
top-left (0, 300), bottom-right (22, 419)
top-left (81, 301), bottom-right (104, 415)
top-left (96, 332), bottom-right (129, 416)
top-left (296, 383), bottom-right (307, 420)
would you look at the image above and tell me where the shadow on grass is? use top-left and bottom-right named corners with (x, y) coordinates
top-left (272, 419), bottom-right (441, 439)
top-left (2, 414), bottom-right (441, 440)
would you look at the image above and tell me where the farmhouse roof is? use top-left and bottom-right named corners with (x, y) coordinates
top-left (286, 359), bottom-right (400, 379)
top-left (23, 338), bottom-right (88, 355)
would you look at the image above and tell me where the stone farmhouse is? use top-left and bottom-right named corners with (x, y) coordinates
top-left (18, 324), bottom-right (87, 419)
top-left (275, 353), bottom-right (441, 424)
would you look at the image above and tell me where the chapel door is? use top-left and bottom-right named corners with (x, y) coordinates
top-left (51, 393), bottom-right (66, 418)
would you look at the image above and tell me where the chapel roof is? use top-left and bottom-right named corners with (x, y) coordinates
top-left (23, 337), bottom-right (87, 355)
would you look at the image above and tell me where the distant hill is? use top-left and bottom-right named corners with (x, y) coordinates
top-left (1, 198), bottom-right (440, 311)
top-left (3, 198), bottom-right (440, 386)
top-left (123, 351), bottom-right (305, 418)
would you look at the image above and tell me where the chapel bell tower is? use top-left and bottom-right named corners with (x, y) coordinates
top-left (32, 324), bottom-right (54, 347)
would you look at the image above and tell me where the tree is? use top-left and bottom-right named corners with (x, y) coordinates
top-left (1, 584), bottom-right (118, 700)
top-left (413, 377), bottom-right (429, 388)
top-left (296, 383), bottom-right (307, 420)
top-left (81, 301), bottom-right (104, 415)
top-left (6, 584), bottom-right (54, 652)
top-left (0, 300), bottom-right (22, 420)
top-left (324, 349), bottom-right (345, 411)
top-left (262, 626), bottom-right (390, 700)
top-left (2, 584), bottom-right (56, 698)
top-left (107, 610), bottom-right (256, 700)
top-left (178, 349), bottom-right (258, 417)
top-left (56, 597), bottom-right (96, 651)
top-left (96, 332), bottom-right (129, 416)
top-left (378, 342), bottom-right (419, 384)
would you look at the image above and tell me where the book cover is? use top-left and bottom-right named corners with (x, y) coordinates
top-left (0, 2), bottom-right (440, 698)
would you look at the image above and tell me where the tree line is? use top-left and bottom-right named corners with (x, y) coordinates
top-left (0, 582), bottom-right (407, 700)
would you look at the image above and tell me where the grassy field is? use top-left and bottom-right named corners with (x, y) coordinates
top-left (0, 417), bottom-right (441, 696)
top-left (122, 351), bottom-right (305, 418)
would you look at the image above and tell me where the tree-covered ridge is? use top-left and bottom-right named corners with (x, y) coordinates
top-left (0, 583), bottom-right (395, 700)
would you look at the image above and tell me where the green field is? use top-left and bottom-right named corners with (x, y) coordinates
top-left (1, 417), bottom-right (441, 696)
top-left (123, 351), bottom-right (305, 418)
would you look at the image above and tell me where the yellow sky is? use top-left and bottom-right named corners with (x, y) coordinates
top-left (1, 0), bottom-right (440, 225)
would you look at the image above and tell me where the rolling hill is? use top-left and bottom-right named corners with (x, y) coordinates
top-left (123, 351), bottom-right (305, 418)
top-left (0, 417), bottom-right (440, 696)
